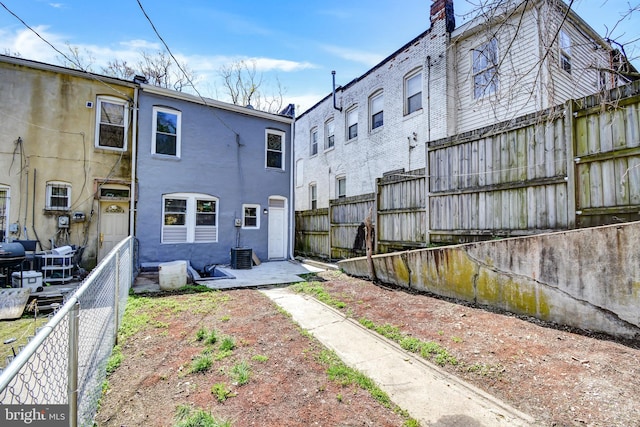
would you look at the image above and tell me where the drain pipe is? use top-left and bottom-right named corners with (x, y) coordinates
top-left (129, 87), bottom-right (138, 237)
top-left (332, 71), bottom-right (342, 112)
top-left (289, 112), bottom-right (296, 261)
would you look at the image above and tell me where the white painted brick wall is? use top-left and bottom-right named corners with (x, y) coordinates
top-left (295, 17), bottom-right (450, 210)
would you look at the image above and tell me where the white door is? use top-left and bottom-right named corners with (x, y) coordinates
top-left (268, 198), bottom-right (286, 259)
top-left (98, 202), bottom-right (129, 261)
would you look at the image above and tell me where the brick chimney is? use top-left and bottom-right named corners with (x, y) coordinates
top-left (430, 0), bottom-right (455, 32)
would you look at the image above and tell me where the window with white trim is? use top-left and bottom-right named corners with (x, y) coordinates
top-left (152, 106), bottom-right (181, 157)
top-left (96, 96), bottom-right (128, 150)
top-left (336, 176), bottom-right (346, 199)
top-left (46, 182), bottom-right (71, 211)
top-left (370, 91), bottom-right (383, 130)
top-left (324, 118), bottom-right (335, 150)
top-left (559, 30), bottom-right (571, 74)
top-left (346, 106), bottom-right (358, 140)
top-left (473, 38), bottom-right (498, 99)
top-left (242, 204), bottom-right (260, 229)
top-left (310, 183), bottom-right (317, 210)
top-left (405, 70), bottom-right (422, 114)
top-left (310, 127), bottom-right (318, 156)
top-left (162, 193), bottom-right (218, 243)
top-left (266, 129), bottom-right (285, 170)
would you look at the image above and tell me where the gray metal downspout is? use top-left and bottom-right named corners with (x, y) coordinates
top-left (129, 87), bottom-right (138, 238)
top-left (289, 115), bottom-right (296, 260)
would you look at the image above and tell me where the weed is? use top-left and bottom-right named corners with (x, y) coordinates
top-left (174, 404), bottom-right (231, 426)
top-left (105, 345), bottom-right (123, 375)
top-left (291, 282), bottom-right (346, 309)
top-left (220, 315), bottom-right (231, 322)
top-left (219, 336), bottom-right (236, 351)
top-left (189, 354), bottom-right (213, 374)
top-left (211, 383), bottom-right (236, 402)
top-left (214, 349), bottom-right (233, 361)
top-left (195, 327), bottom-right (208, 341)
top-left (205, 329), bottom-right (219, 345)
top-left (336, 393), bottom-right (343, 402)
top-left (451, 336), bottom-right (462, 343)
top-left (359, 317), bottom-right (457, 367)
top-left (403, 418), bottom-right (421, 427)
top-left (230, 360), bottom-right (251, 385)
top-left (252, 354), bottom-right (268, 362)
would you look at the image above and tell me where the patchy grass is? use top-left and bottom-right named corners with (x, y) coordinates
top-left (174, 404), bottom-right (231, 427)
top-left (291, 281), bottom-right (346, 309)
top-left (0, 315), bottom-right (49, 366)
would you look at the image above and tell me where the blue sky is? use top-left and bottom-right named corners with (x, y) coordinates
top-left (0, 0), bottom-right (638, 114)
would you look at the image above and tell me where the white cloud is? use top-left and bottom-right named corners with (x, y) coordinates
top-left (320, 44), bottom-right (384, 67)
top-left (48, 3), bottom-right (65, 9)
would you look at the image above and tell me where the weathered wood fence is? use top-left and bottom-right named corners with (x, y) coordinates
top-left (295, 81), bottom-right (640, 260)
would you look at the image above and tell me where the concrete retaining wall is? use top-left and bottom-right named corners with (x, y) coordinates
top-left (338, 221), bottom-right (640, 339)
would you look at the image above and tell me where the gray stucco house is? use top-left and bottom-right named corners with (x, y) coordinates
top-left (135, 84), bottom-right (294, 272)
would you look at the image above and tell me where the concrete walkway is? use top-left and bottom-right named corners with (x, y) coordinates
top-left (261, 286), bottom-right (538, 427)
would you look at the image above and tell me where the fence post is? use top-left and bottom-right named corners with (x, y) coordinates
top-left (114, 250), bottom-right (121, 345)
top-left (565, 100), bottom-right (577, 229)
top-left (67, 301), bottom-right (80, 427)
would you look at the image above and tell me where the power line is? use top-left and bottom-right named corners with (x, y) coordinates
top-left (135, 0), bottom-right (240, 138)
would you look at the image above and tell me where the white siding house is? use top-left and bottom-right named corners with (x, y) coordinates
top-left (294, 0), bottom-right (626, 211)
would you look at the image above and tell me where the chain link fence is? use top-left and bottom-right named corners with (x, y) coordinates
top-left (0, 236), bottom-right (134, 426)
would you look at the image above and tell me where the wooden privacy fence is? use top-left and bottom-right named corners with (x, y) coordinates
top-left (295, 81), bottom-right (640, 260)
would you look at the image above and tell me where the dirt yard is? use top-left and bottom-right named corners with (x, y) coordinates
top-left (95, 270), bottom-right (640, 426)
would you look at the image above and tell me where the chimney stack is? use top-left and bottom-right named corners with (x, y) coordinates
top-left (430, 0), bottom-right (455, 33)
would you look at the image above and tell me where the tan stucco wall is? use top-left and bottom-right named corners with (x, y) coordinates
top-left (338, 221), bottom-right (640, 339)
top-left (0, 59), bottom-right (135, 268)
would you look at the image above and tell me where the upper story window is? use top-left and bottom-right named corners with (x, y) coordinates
top-left (162, 193), bottom-right (218, 243)
top-left (346, 106), bottom-right (358, 140)
top-left (324, 118), bottom-right (335, 150)
top-left (405, 70), bottom-right (423, 115)
top-left (266, 129), bottom-right (285, 170)
top-left (559, 30), bottom-right (572, 74)
top-left (336, 176), bottom-right (346, 199)
top-left (152, 106), bottom-right (181, 157)
top-left (242, 204), bottom-right (260, 229)
top-left (370, 91), bottom-right (384, 130)
top-left (310, 183), bottom-right (317, 210)
top-left (46, 181), bottom-right (71, 211)
top-left (310, 127), bottom-right (318, 156)
top-left (96, 96), bottom-right (128, 150)
top-left (473, 38), bottom-right (498, 99)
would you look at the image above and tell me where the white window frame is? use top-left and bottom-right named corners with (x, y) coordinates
top-left (310, 127), bottom-right (318, 156)
top-left (370, 91), bottom-right (384, 131)
top-left (45, 181), bottom-right (71, 211)
top-left (309, 183), bottom-right (317, 210)
top-left (336, 176), bottom-right (346, 199)
top-left (324, 118), bottom-right (335, 150)
top-left (242, 204), bottom-right (260, 229)
top-left (265, 129), bottom-right (285, 170)
top-left (346, 106), bottom-right (358, 141)
top-left (559, 30), bottom-right (571, 74)
top-left (162, 192), bottom-right (218, 244)
top-left (152, 106), bottom-right (182, 158)
top-left (472, 38), bottom-right (499, 99)
top-left (95, 96), bottom-right (128, 150)
top-left (405, 70), bottom-right (423, 115)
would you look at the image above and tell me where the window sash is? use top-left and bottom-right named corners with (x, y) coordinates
top-left (153, 109), bottom-right (180, 156)
top-left (473, 39), bottom-right (498, 98)
top-left (46, 184), bottom-right (71, 210)
top-left (311, 129), bottom-right (318, 155)
top-left (97, 99), bottom-right (127, 149)
top-left (347, 109), bottom-right (358, 140)
top-left (325, 120), bottom-right (335, 149)
top-left (337, 178), bottom-right (346, 198)
top-left (243, 206), bottom-right (258, 228)
top-left (310, 185), bottom-right (317, 209)
top-left (162, 195), bottom-right (218, 243)
top-left (266, 132), bottom-right (284, 169)
top-left (371, 94), bottom-right (383, 129)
